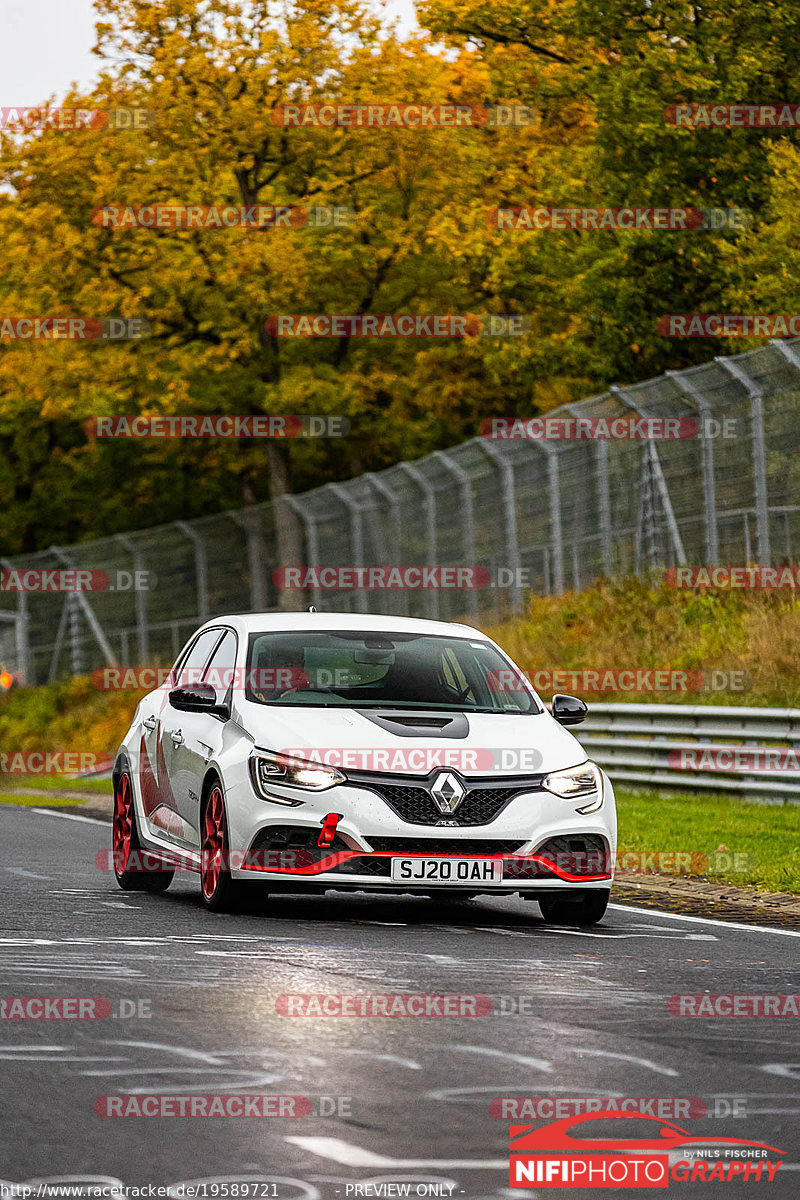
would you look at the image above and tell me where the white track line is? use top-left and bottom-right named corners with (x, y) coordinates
top-left (285, 1137), bottom-right (505, 1169)
top-left (28, 808), bottom-right (109, 826)
top-left (610, 902), bottom-right (800, 939)
top-left (9, 809), bottom-right (800, 937)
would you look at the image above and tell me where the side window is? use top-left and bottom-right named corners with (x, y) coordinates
top-left (174, 629), bottom-right (223, 687)
top-left (203, 630), bottom-right (237, 703)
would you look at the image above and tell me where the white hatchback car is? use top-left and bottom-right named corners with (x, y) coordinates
top-left (112, 612), bottom-right (616, 922)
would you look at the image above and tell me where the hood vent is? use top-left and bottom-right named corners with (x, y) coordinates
top-left (359, 710), bottom-right (469, 739)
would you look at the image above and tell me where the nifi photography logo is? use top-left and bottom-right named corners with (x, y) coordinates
top-left (508, 1111), bottom-right (784, 1188)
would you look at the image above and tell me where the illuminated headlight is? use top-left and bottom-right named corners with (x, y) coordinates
top-left (249, 750), bottom-right (345, 799)
top-left (543, 761), bottom-right (603, 812)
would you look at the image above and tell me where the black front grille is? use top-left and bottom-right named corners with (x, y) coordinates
top-left (365, 837), bottom-right (525, 855)
top-left (532, 833), bottom-right (611, 877)
top-left (504, 859), bottom-right (560, 879)
top-left (247, 824), bottom-right (350, 868)
top-left (348, 773), bottom-right (544, 826)
top-left (328, 856), bottom-right (392, 877)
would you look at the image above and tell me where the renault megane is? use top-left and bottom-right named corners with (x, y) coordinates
top-left (111, 612), bottom-right (616, 920)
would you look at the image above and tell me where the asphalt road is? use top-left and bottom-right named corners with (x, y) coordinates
top-left (1, 804), bottom-right (799, 1198)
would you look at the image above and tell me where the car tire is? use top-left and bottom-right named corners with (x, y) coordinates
top-left (538, 889), bottom-right (610, 926)
top-left (113, 769), bottom-right (174, 893)
top-left (200, 778), bottom-right (257, 913)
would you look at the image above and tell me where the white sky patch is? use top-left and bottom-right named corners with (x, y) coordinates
top-left (1, 0), bottom-right (420, 109)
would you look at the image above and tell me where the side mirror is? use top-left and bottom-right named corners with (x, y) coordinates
top-left (551, 693), bottom-right (588, 726)
top-left (169, 684), bottom-right (229, 719)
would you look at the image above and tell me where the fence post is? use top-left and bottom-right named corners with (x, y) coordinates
top-left (595, 441), bottom-right (614, 575)
top-left (610, 385), bottom-right (688, 567)
top-left (715, 357), bottom-right (770, 564)
top-left (667, 369), bottom-right (719, 563)
top-left (328, 484), bottom-right (367, 613)
top-left (48, 545), bottom-right (119, 667)
top-left (772, 338), bottom-right (800, 373)
top-left (562, 402), bottom-right (612, 579)
top-left (47, 596), bottom-right (71, 683)
top-left (364, 473), bottom-right (408, 616)
top-left (432, 449), bottom-right (480, 619)
top-left (0, 558), bottom-right (31, 684)
top-left (67, 592), bottom-right (83, 675)
top-left (174, 522), bottom-right (209, 622)
top-left (284, 495), bottom-right (322, 610)
top-left (115, 533), bottom-right (149, 662)
top-left (230, 509), bottom-right (268, 611)
top-left (533, 443), bottom-right (565, 595)
top-left (397, 462), bottom-right (439, 620)
top-left (476, 441), bottom-right (524, 614)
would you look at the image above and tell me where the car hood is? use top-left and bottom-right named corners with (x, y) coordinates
top-left (238, 704), bottom-right (587, 776)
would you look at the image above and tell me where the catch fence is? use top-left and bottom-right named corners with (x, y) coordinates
top-left (2, 338), bottom-right (800, 684)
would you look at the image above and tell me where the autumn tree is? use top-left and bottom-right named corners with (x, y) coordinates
top-left (0, 1), bottom-right (493, 564)
top-left (420, 0), bottom-right (800, 387)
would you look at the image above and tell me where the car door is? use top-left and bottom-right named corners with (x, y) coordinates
top-left (156, 627), bottom-right (225, 845)
top-left (164, 628), bottom-right (237, 847)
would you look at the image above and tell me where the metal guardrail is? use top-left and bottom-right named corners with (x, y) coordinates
top-left (574, 702), bottom-right (800, 804)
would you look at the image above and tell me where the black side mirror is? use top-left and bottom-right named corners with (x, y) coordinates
top-left (551, 693), bottom-right (588, 726)
top-left (169, 683), bottom-right (229, 719)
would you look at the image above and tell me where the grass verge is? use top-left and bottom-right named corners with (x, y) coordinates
top-left (616, 788), bottom-right (800, 894)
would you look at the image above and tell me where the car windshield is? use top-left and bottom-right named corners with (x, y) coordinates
top-left (245, 630), bottom-right (541, 713)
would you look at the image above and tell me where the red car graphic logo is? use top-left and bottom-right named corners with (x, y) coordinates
top-left (510, 1110), bottom-right (784, 1154)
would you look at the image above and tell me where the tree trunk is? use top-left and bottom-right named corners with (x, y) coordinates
top-left (264, 441), bottom-right (307, 611)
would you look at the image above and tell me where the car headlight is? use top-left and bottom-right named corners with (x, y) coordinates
top-left (249, 750), bottom-right (345, 799)
top-left (543, 761), bottom-right (603, 812)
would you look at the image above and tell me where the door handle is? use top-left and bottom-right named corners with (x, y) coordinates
top-left (143, 716), bottom-right (157, 732)
top-left (170, 730), bottom-right (184, 746)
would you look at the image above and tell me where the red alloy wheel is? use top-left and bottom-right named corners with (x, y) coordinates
top-left (202, 785), bottom-right (226, 900)
top-left (113, 771), bottom-right (133, 874)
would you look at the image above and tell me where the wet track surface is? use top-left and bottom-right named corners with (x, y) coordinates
top-left (1, 805), bottom-right (799, 1198)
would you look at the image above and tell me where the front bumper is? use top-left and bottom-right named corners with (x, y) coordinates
top-left (225, 768), bottom-right (617, 893)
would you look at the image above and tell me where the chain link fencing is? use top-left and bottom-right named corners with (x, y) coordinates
top-left (2, 338), bottom-right (799, 685)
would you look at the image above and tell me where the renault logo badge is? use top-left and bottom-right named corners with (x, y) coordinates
top-left (429, 771), bottom-right (466, 814)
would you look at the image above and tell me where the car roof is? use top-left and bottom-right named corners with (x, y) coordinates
top-left (195, 611), bottom-right (490, 640)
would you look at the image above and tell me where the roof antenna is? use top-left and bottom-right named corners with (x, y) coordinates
top-left (308, 605), bottom-right (317, 613)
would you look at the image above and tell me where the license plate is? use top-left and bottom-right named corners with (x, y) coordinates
top-left (390, 856), bottom-right (504, 884)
